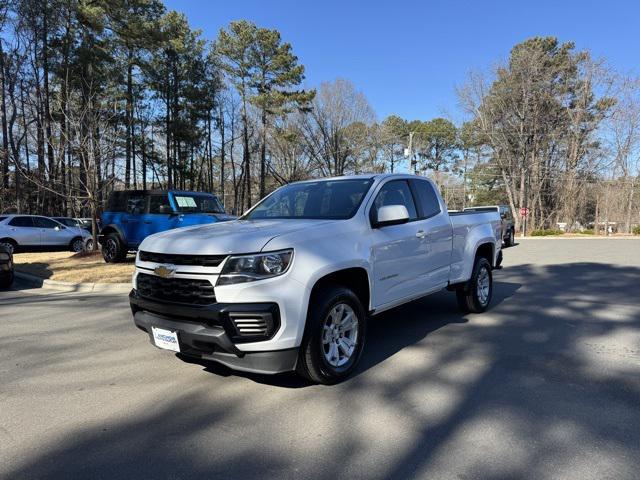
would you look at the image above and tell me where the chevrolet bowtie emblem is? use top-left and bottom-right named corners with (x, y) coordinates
top-left (154, 264), bottom-right (176, 278)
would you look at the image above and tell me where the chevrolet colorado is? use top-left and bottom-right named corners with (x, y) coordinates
top-left (130, 174), bottom-right (502, 384)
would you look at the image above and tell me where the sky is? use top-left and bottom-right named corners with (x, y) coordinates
top-left (164, 0), bottom-right (639, 123)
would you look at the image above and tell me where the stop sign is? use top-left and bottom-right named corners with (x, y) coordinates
top-left (520, 207), bottom-right (529, 217)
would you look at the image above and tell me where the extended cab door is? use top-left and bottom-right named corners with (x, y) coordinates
top-left (409, 178), bottom-right (453, 289)
top-left (369, 179), bottom-right (428, 308)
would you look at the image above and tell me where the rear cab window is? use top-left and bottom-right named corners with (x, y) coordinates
top-left (410, 179), bottom-right (441, 219)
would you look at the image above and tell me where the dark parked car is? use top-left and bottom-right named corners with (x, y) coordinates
top-left (99, 190), bottom-right (235, 263)
top-left (0, 243), bottom-right (14, 288)
top-left (464, 205), bottom-right (516, 246)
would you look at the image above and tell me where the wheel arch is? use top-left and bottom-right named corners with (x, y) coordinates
top-left (99, 224), bottom-right (125, 244)
top-left (308, 266), bottom-right (372, 315)
top-left (474, 242), bottom-right (495, 267)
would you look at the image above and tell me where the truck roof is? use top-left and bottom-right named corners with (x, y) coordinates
top-left (289, 173), bottom-right (425, 185)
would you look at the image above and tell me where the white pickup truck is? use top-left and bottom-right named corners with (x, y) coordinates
top-left (130, 174), bottom-right (502, 384)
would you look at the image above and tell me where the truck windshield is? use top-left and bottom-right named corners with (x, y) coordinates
top-left (244, 179), bottom-right (373, 220)
top-left (173, 194), bottom-right (225, 214)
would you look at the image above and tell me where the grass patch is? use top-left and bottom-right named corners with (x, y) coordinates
top-left (14, 251), bottom-right (134, 283)
top-left (530, 229), bottom-right (565, 236)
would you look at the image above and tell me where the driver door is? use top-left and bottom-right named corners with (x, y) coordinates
top-left (369, 180), bottom-right (427, 308)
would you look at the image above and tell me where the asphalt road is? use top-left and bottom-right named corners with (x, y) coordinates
top-left (1, 238), bottom-right (639, 479)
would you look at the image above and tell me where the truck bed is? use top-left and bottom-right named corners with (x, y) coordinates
top-left (448, 210), bottom-right (502, 284)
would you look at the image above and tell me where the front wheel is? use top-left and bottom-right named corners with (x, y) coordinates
top-left (0, 271), bottom-right (13, 289)
top-left (297, 286), bottom-right (367, 385)
top-left (71, 237), bottom-right (86, 253)
top-left (0, 239), bottom-right (16, 255)
top-left (456, 257), bottom-right (493, 313)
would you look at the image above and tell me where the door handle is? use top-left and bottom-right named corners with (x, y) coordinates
top-left (143, 221), bottom-right (152, 224)
top-left (416, 230), bottom-right (427, 239)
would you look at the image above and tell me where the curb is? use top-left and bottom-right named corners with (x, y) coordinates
top-left (518, 236), bottom-right (639, 240)
top-left (14, 271), bottom-right (131, 294)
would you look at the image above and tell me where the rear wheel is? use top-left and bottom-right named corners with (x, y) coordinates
top-left (297, 286), bottom-right (366, 384)
top-left (102, 233), bottom-right (127, 263)
top-left (504, 229), bottom-right (514, 247)
top-left (456, 257), bottom-right (493, 313)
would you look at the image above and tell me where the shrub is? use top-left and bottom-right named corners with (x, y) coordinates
top-left (530, 229), bottom-right (564, 236)
top-left (580, 229), bottom-right (594, 235)
top-left (633, 226), bottom-right (640, 235)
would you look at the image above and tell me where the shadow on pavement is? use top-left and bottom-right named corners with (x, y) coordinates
top-left (4, 262), bottom-right (640, 479)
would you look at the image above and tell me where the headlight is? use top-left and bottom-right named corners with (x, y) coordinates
top-left (217, 249), bottom-right (293, 286)
top-left (0, 252), bottom-right (9, 260)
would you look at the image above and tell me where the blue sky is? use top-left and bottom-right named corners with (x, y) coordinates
top-left (165, 0), bottom-right (639, 122)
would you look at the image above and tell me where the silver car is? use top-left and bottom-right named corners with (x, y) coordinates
top-left (0, 215), bottom-right (93, 254)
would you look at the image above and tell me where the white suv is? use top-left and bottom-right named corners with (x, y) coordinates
top-left (0, 215), bottom-right (93, 254)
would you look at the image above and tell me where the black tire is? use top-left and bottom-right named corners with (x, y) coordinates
top-left (0, 238), bottom-right (17, 255)
top-left (456, 257), bottom-right (493, 314)
top-left (297, 286), bottom-right (367, 385)
top-left (70, 237), bottom-right (86, 253)
top-left (504, 229), bottom-right (514, 247)
top-left (102, 233), bottom-right (127, 263)
top-left (0, 270), bottom-right (14, 289)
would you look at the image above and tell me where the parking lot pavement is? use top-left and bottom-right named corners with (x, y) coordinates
top-left (1, 238), bottom-right (639, 480)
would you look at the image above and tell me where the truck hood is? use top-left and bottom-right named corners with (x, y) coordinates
top-left (139, 218), bottom-right (332, 255)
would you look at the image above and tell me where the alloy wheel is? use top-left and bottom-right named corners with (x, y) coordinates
top-left (476, 266), bottom-right (491, 306)
top-left (321, 303), bottom-right (359, 368)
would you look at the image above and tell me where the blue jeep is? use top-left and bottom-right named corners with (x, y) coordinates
top-left (99, 190), bottom-right (234, 263)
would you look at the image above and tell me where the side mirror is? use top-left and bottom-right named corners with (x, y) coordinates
top-left (158, 205), bottom-right (173, 214)
top-left (500, 213), bottom-right (507, 219)
top-left (374, 205), bottom-right (410, 228)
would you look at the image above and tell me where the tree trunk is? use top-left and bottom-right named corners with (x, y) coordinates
top-left (0, 40), bottom-right (9, 190)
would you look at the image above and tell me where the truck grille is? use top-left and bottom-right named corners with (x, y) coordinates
top-left (136, 273), bottom-right (216, 305)
top-left (139, 251), bottom-right (227, 267)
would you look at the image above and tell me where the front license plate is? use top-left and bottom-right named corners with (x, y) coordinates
top-left (151, 326), bottom-right (181, 352)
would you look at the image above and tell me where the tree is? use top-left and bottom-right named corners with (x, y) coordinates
top-left (458, 37), bottom-right (614, 232)
top-left (300, 78), bottom-right (375, 176)
top-left (249, 25), bottom-right (313, 197)
top-left (379, 115), bottom-right (407, 173)
top-left (415, 117), bottom-right (458, 173)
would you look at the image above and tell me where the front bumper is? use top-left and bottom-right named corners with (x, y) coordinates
top-left (130, 290), bottom-right (299, 374)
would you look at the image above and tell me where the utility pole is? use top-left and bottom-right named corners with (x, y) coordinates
top-left (522, 167), bottom-right (529, 237)
top-left (404, 131), bottom-right (417, 175)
